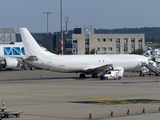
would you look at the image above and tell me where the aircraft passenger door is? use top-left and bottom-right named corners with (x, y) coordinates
top-left (141, 57), bottom-right (147, 65)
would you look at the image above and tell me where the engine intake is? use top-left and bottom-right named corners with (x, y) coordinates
top-left (0, 58), bottom-right (18, 68)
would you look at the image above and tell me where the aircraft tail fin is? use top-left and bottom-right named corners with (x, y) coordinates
top-left (20, 28), bottom-right (46, 56)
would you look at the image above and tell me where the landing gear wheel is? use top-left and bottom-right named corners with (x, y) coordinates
top-left (16, 113), bottom-right (20, 118)
top-left (100, 78), bottom-right (103, 80)
top-left (79, 73), bottom-right (86, 78)
top-left (30, 67), bottom-right (35, 70)
top-left (118, 76), bottom-right (122, 80)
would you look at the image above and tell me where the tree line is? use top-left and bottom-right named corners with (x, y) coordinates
top-left (16, 27), bottom-right (160, 44)
top-left (95, 27), bottom-right (160, 43)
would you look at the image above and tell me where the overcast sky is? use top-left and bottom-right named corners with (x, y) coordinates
top-left (0, 0), bottom-right (160, 33)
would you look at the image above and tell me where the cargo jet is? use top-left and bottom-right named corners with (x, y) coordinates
top-left (20, 28), bottom-right (149, 78)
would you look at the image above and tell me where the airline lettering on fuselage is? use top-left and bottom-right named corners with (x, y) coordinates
top-left (59, 65), bottom-right (65, 68)
top-left (3, 47), bottom-right (26, 55)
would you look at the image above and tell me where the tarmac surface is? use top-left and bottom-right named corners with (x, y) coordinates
top-left (0, 70), bottom-right (160, 120)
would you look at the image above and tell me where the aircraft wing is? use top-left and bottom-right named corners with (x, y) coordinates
top-left (0, 56), bottom-right (10, 60)
top-left (24, 56), bottom-right (38, 61)
top-left (0, 56), bottom-right (24, 61)
top-left (82, 64), bottom-right (113, 74)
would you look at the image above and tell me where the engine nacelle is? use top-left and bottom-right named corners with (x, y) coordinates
top-left (0, 58), bottom-right (18, 68)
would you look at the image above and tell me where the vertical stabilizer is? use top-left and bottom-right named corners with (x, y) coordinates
top-left (20, 28), bottom-right (45, 56)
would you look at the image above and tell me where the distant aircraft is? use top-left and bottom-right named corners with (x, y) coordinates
top-left (20, 28), bottom-right (149, 78)
top-left (0, 41), bottom-right (50, 70)
top-left (0, 42), bottom-right (25, 69)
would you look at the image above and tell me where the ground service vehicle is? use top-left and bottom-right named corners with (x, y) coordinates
top-left (0, 110), bottom-right (21, 120)
top-left (0, 101), bottom-right (21, 120)
top-left (99, 67), bottom-right (124, 80)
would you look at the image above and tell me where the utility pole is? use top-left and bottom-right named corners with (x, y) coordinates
top-left (44, 12), bottom-right (51, 34)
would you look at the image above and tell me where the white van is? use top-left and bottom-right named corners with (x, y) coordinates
top-left (99, 67), bottom-right (124, 80)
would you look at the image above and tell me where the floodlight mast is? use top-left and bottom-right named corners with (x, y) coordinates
top-left (60, 0), bottom-right (64, 55)
top-left (44, 12), bottom-right (51, 34)
top-left (65, 16), bottom-right (69, 34)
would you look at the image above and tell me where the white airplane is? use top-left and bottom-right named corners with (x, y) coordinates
top-left (20, 28), bottom-right (149, 78)
top-left (0, 42), bottom-right (25, 69)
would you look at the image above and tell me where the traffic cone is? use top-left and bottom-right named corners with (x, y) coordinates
top-left (142, 108), bottom-right (145, 113)
top-left (127, 109), bottom-right (130, 114)
top-left (89, 113), bottom-right (92, 118)
top-left (110, 111), bottom-right (114, 116)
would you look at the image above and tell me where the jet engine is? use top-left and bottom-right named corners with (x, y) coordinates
top-left (0, 58), bottom-right (18, 68)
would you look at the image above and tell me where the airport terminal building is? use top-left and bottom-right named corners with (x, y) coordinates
top-left (42, 27), bottom-right (145, 54)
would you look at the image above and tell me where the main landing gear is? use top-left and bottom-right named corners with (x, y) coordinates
top-left (79, 73), bottom-right (86, 78)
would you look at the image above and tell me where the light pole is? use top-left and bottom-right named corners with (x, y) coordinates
top-left (60, 0), bottom-right (64, 55)
top-left (44, 12), bottom-right (51, 34)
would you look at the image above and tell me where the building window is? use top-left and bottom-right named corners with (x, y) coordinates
top-left (85, 39), bottom-right (89, 45)
top-left (97, 47), bottom-right (100, 51)
top-left (131, 47), bottom-right (135, 52)
top-left (124, 47), bottom-right (128, 52)
top-left (102, 38), bottom-right (106, 42)
top-left (72, 39), bottom-right (77, 43)
top-left (124, 38), bottom-right (128, 43)
top-left (97, 38), bottom-right (100, 42)
top-left (138, 43), bottom-right (142, 49)
top-left (108, 47), bottom-right (112, 51)
top-left (65, 39), bottom-right (72, 44)
top-left (65, 48), bottom-right (72, 54)
top-left (108, 38), bottom-right (112, 42)
top-left (102, 47), bottom-right (106, 51)
top-left (116, 47), bottom-right (120, 54)
top-left (116, 38), bottom-right (120, 43)
top-left (65, 39), bottom-right (72, 48)
top-left (72, 49), bottom-right (77, 53)
top-left (138, 38), bottom-right (142, 42)
top-left (131, 38), bottom-right (135, 42)
top-left (58, 39), bottom-right (61, 44)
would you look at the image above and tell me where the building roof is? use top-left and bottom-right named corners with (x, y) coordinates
top-left (0, 28), bottom-right (15, 34)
